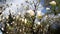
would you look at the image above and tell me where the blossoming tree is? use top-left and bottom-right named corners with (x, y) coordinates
top-left (0, 0), bottom-right (60, 34)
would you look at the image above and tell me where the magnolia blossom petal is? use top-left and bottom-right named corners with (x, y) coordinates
top-left (27, 10), bottom-right (35, 16)
top-left (50, 1), bottom-right (56, 5)
top-left (24, 19), bottom-right (27, 24)
top-left (36, 11), bottom-right (44, 19)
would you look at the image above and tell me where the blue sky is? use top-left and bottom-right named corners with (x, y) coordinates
top-left (2, 0), bottom-right (46, 17)
top-left (0, 30), bottom-right (2, 34)
top-left (40, 0), bottom-right (46, 13)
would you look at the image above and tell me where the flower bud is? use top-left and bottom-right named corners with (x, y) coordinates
top-left (50, 1), bottom-right (56, 6)
top-left (24, 19), bottom-right (27, 24)
top-left (7, 23), bottom-right (9, 26)
top-left (2, 17), bottom-right (5, 19)
top-left (1, 28), bottom-right (4, 31)
top-left (18, 12), bottom-right (21, 15)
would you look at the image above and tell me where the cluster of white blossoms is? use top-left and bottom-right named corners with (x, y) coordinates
top-left (50, 1), bottom-right (56, 6)
top-left (21, 18), bottom-right (27, 24)
top-left (27, 10), bottom-right (35, 16)
top-left (27, 9), bottom-right (44, 19)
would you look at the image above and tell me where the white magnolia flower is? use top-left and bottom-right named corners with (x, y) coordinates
top-left (13, 17), bottom-right (15, 19)
top-left (45, 15), bottom-right (48, 18)
top-left (2, 17), bottom-right (5, 20)
top-left (7, 23), bottom-right (9, 26)
top-left (50, 1), bottom-right (56, 6)
top-left (37, 22), bottom-right (41, 25)
top-left (46, 7), bottom-right (50, 10)
top-left (37, 11), bottom-right (42, 16)
top-left (36, 11), bottom-right (43, 19)
top-left (24, 19), bottom-right (27, 24)
top-left (1, 28), bottom-right (4, 31)
top-left (16, 15), bottom-right (19, 19)
top-left (27, 10), bottom-right (35, 16)
top-left (6, 16), bottom-right (9, 19)
top-left (46, 24), bottom-right (49, 27)
top-left (18, 12), bottom-right (21, 15)
top-left (21, 18), bottom-right (25, 22)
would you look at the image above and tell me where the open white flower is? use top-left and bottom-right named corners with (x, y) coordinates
top-left (37, 11), bottom-right (42, 16)
top-left (27, 10), bottom-right (35, 16)
top-left (36, 11), bottom-right (43, 19)
top-left (50, 1), bottom-right (56, 6)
